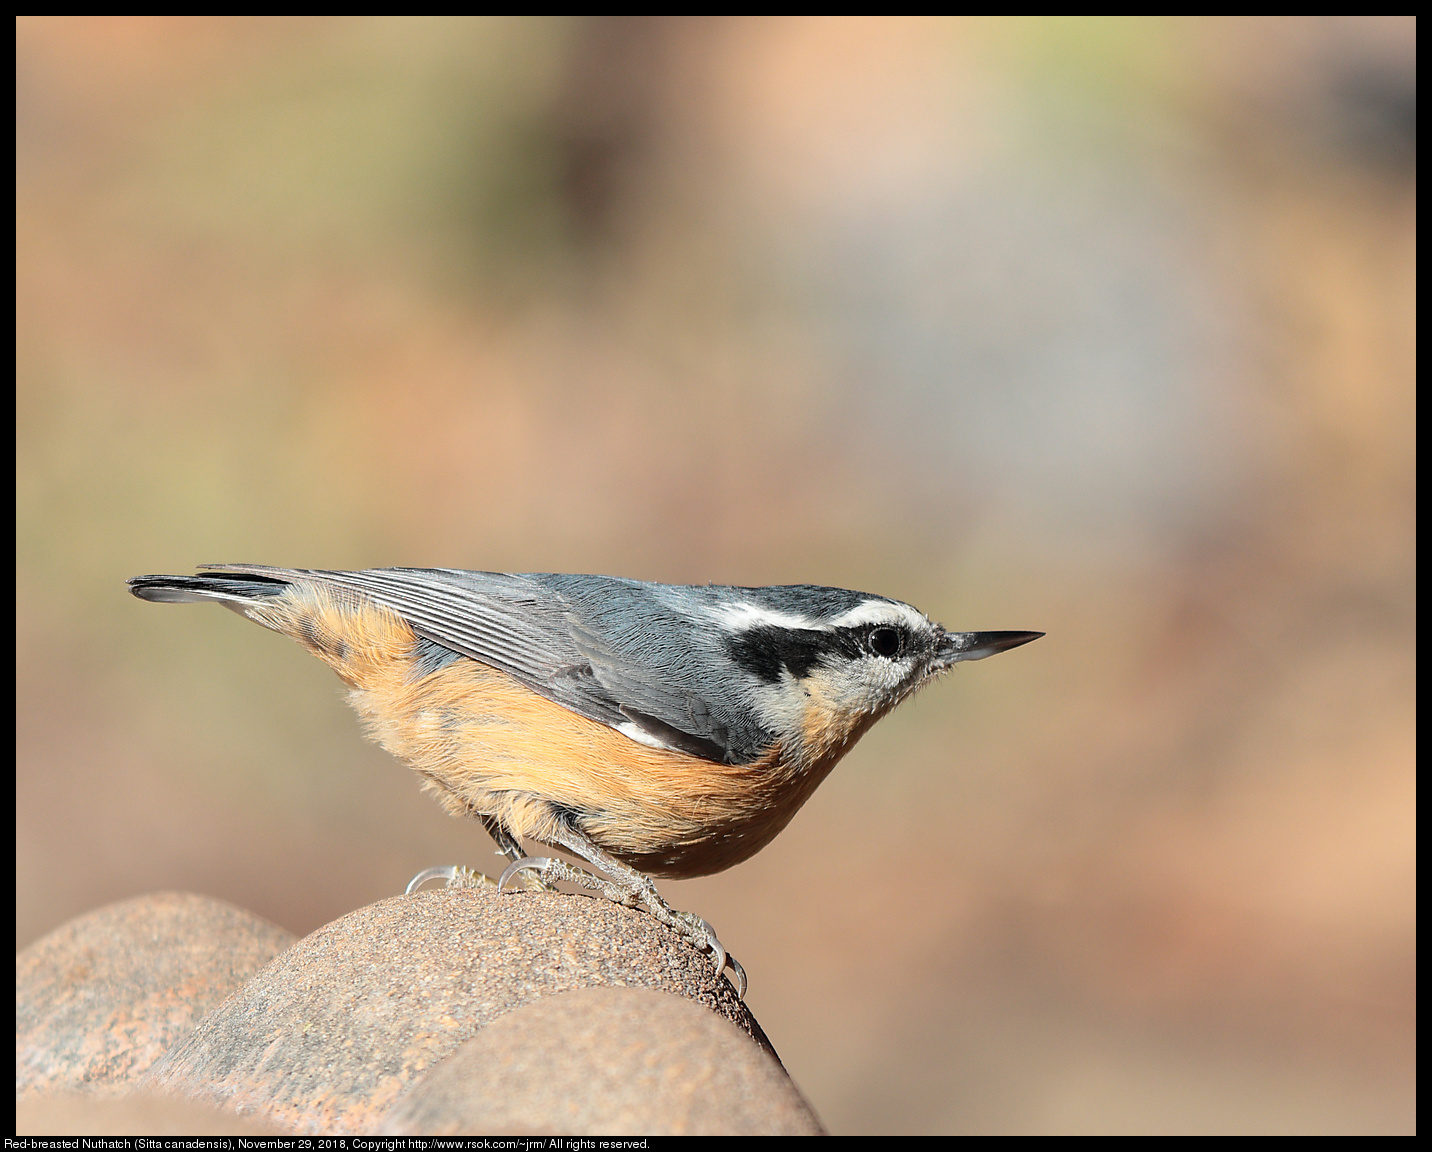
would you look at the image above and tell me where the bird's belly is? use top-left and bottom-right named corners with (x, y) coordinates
top-left (348, 652), bottom-right (835, 879)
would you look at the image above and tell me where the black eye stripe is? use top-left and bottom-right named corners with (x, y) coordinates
top-left (724, 625), bottom-right (864, 682)
top-left (724, 627), bottom-right (825, 682)
top-left (724, 621), bottom-right (917, 680)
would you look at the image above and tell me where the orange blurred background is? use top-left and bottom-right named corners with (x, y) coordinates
top-left (16, 17), bottom-right (1414, 1134)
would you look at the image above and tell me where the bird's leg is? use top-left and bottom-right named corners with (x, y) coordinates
top-left (479, 813), bottom-right (526, 866)
top-left (478, 813), bottom-right (558, 892)
top-left (498, 822), bottom-right (747, 998)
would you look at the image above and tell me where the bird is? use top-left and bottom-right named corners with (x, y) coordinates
top-left (128, 564), bottom-right (1041, 995)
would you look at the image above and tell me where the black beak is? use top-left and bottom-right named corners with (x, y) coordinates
top-left (934, 630), bottom-right (1043, 668)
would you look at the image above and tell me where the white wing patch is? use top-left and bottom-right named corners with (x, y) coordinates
top-left (616, 720), bottom-right (681, 751)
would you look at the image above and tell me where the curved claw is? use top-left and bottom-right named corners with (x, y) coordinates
top-left (498, 856), bottom-right (554, 892)
top-left (691, 916), bottom-right (746, 998)
top-left (405, 865), bottom-right (459, 895)
top-left (702, 929), bottom-right (727, 985)
top-left (725, 953), bottom-right (748, 1000)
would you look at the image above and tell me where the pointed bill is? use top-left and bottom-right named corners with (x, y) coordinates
top-left (933, 630), bottom-right (1043, 668)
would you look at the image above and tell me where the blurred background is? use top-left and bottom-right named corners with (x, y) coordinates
top-left (16, 17), bottom-right (1414, 1134)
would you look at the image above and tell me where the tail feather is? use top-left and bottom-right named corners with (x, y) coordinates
top-left (127, 572), bottom-right (291, 606)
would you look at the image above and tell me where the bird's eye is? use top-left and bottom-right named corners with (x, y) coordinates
top-left (868, 626), bottom-right (902, 658)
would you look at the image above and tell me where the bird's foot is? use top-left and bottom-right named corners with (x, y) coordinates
top-left (669, 909), bottom-right (747, 1000)
top-left (406, 864), bottom-right (552, 893)
top-left (497, 855), bottom-right (746, 998)
top-left (406, 864), bottom-right (494, 893)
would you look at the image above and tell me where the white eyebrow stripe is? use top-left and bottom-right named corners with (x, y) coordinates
top-left (827, 599), bottom-right (925, 628)
top-left (710, 602), bottom-right (822, 631)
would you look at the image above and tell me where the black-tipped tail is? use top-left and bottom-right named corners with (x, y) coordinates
top-left (128, 571), bottom-right (291, 605)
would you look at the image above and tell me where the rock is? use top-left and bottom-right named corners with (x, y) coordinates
top-left (141, 888), bottom-right (804, 1134)
top-left (16, 892), bottom-right (296, 1099)
top-left (380, 985), bottom-right (824, 1135)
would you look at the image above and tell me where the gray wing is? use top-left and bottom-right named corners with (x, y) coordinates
top-left (531, 573), bottom-right (777, 763)
top-left (202, 565), bottom-right (766, 763)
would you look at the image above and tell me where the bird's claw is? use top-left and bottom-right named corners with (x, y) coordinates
top-left (709, 938), bottom-right (726, 983)
top-left (406, 865), bottom-right (495, 893)
top-left (673, 911), bottom-right (745, 998)
top-left (699, 927), bottom-right (745, 999)
top-left (406, 865), bottom-right (459, 894)
top-left (497, 856), bottom-right (556, 892)
top-left (723, 952), bottom-right (748, 1000)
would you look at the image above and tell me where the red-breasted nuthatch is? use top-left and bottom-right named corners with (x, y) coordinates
top-left (128, 565), bottom-right (1041, 995)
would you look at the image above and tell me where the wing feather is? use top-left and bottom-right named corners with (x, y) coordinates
top-left (200, 565), bottom-right (755, 758)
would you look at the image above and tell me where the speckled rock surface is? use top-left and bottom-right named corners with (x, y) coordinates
top-left (141, 888), bottom-right (793, 1135)
top-left (15, 892), bottom-right (297, 1100)
top-left (380, 985), bottom-right (824, 1135)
